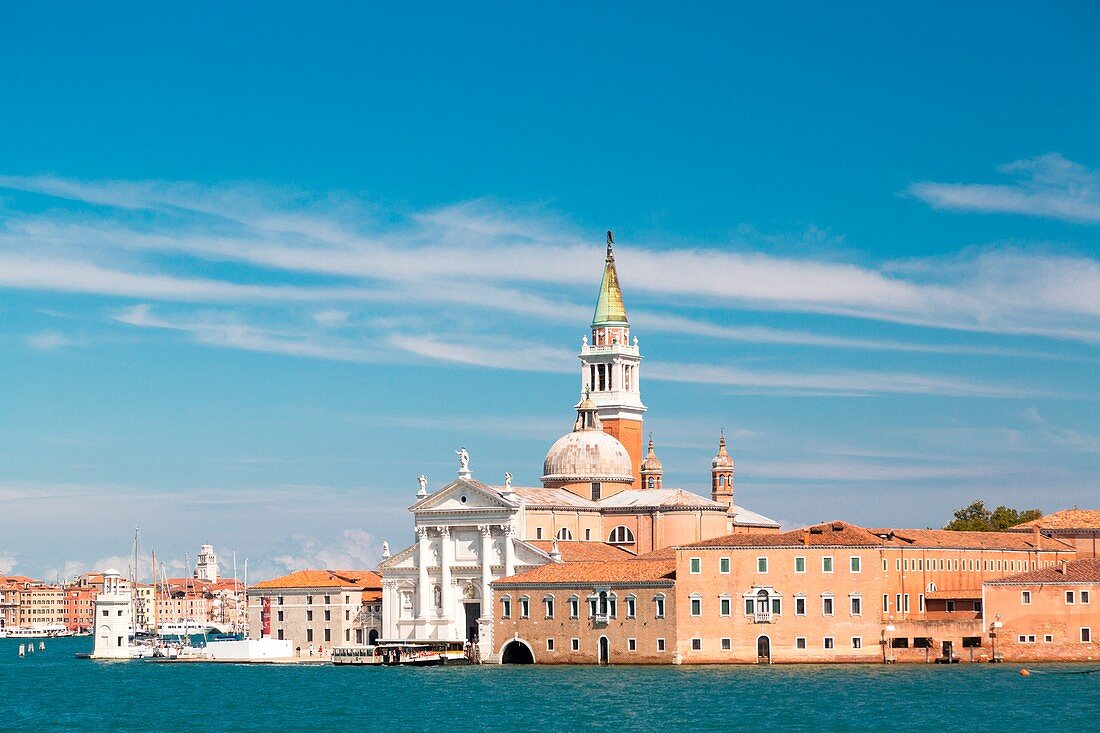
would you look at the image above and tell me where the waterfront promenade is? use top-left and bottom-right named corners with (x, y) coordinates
top-left (3, 637), bottom-right (1098, 732)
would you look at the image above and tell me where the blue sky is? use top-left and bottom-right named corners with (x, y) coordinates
top-left (1, 3), bottom-right (1098, 581)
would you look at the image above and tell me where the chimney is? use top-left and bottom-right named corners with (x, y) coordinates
top-left (802, 529), bottom-right (810, 547)
top-left (1060, 559), bottom-right (1068, 575)
top-left (1032, 525), bottom-right (1041, 549)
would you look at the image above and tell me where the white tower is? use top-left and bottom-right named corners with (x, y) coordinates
top-left (195, 544), bottom-right (219, 583)
top-left (91, 569), bottom-right (132, 659)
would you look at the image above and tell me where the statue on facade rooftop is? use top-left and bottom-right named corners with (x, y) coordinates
top-left (456, 447), bottom-right (470, 472)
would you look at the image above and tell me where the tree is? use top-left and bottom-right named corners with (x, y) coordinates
top-left (944, 500), bottom-right (1042, 531)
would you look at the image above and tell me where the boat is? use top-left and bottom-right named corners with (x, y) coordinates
top-left (157, 620), bottom-right (217, 637)
top-left (352, 641), bottom-right (471, 667)
top-left (0, 624), bottom-right (74, 638)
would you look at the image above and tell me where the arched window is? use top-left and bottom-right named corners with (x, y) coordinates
top-left (647, 477), bottom-right (655, 489)
top-left (556, 527), bottom-right (573, 541)
top-left (608, 526), bottom-right (635, 544)
top-left (927, 582), bottom-right (937, 593)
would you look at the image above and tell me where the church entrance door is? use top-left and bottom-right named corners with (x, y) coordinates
top-left (464, 603), bottom-right (481, 642)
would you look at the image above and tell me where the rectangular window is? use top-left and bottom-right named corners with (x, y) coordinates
top-left (896, 559), bottom-right (901, 571)
top-left (536, 527), bottom-right (543, 540)
top-left (324, 610), bottom-right (331, 621)
top-left (324, 595), bottom-right (331, 605)
top-left (720, 558), bottom-right (731, 574)
top-left (1083, 591), bottom-right (1091, 605)
top-left (882, 559), bottom-right (888, 572)
top-left (571, 638), bottom-right (579, 651)
top-left (655, 596), bottom-right (665, 618)
top-left (306, 610), bottom-right (313, 621)
top-left (626, 596), bottom-right (636, 618)
top-left (771, 598), bottom-right (781, 615)
top-left (324, 629), bottom-right (331, 642)
top-left (795, 597), bottom-right (806, 616)
top-left (903, 594), bottom-right (910, 613)
top-left (822, 597), bottom-right (834, 616)
top-left (628, 638), bottom-right (637, 651)
top-left (657, 638), bottom-right (666, 652)
top-left (882, 594), bottom-right (889, 612)
top-left (795, 556), bottom-right (806, 573)
top-left (690, 558), bottom-right (701, 574)
top-left (1066, 591), bottom-right (1076, 605)
top-left (822, 557), bottom-right (834, 573)
top-left (1044, 634), bottom-right (1054, 643)
top-left (501, 598), bottom-right (511, 619)
top-left (1083, 628), bottom-right (1092, 643)
top-left (307, 629), bottom-right (314, 642)
top-left (918, 594), bottom-right (925, 613)
top-left (307, 595), bottom-right (313, 605)
top-left (850, 556), bottom-right (861, 573)
top-left (545, 598), bottom-right (555, 618)
top-left (720, 597), bottom-right (731, 616)
top-left (690, 598), bottom-right (702, 617)
top-left (824, 637), bottom-right (834, 650)
top-left (850, 596), bottom-right (862, 616)
top-left (585, 529), bottom-right (592, 541)
top-left (946, 600), bottom-right (956, 612)
top-left (745, 598), bottom-right (755, 615)
top-left (896, 594), bottom-right (902, 612)
top-left (757, 557), bottom-right (768, 573)
top-left (721, 638), bottom-right (731, 650)
top-left (277, 610), bottom-right (284, 622)
top-left (277, 629), bottom-right (284, 640)
top-left (691, 638), bottom-right (702, 651)
top-left (569, 598), bottom-right (579, 618)
top-left (852, 637), bottom-right (862, 649)
top-left (547, 638), bottom-right (555, 651)
top-left (796, 637), bottom-right (807, 649)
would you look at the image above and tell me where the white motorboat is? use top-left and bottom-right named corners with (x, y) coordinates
top-left (0, 624), bottom-right (74, 638)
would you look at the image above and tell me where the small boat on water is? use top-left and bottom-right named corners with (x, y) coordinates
top-left (0, 624), bottom-right (74, 639)
top-left (332, 641), bottom-right (471, 667)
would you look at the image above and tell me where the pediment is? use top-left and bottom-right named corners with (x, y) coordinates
top-left (378, 544), bottom-right (417, 571)
top-left (410, 477), bottom-right (518, 513)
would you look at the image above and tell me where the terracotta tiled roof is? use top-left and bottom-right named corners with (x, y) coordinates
top-left (986, 558), bottom-right (1100, 585)
top-left (926, 589), bottom-right (982, 600)
top-left (1013, 509), bottom-right (1100, 530)
top-left (495, 559), bottom-right (675, 587)
top-left (526, 541), bottom-right (636, 562)
top-left (333, 570), bottom-right (382, 589)
top-left (879, 529), bottom-right (1074, 551)
top-left (682, 521), bottom-right (885, 549)
top-left (251, 569), bottom-right (374, 589)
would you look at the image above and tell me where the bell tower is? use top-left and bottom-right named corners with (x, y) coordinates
top-left (580, 231), bottom-right (646, 487)
top-left (711, 432), bottom-right (735, 510)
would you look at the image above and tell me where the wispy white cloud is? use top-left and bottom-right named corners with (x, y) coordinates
top-left (27, 330), bottom-right (84, 350)
top-left (908, 153), bottom-right (1100, 224)
top-left (269, 529), bottom-right (379, 574)
top-left (0, 552), bottom-right (18, 575)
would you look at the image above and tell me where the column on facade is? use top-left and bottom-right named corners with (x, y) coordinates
top-left (503, 524), bottom-right (516, 578)
top-left (479, 525), bottom-right (494, 607)
top-left (416, 526), bottom-right (430, 620)
top-left (382, 580), bottom-right (398, 639)
top-left (438, 526), bottom-right (453, 624)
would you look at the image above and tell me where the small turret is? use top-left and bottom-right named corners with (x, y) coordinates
top-left (641, 434), bottom-right (663, 490)
top-left (711, 431), bottom-right (734, 509)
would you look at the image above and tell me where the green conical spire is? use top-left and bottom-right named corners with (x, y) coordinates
top-left (592, 231), bottom-right (629, 326)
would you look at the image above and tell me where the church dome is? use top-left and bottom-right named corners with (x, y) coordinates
top-left (542, 394), bottom-right (635, 485)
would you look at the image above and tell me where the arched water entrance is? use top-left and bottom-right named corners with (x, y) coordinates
top-left (598, 636), bottom-right (610, 665)
top-left (756, 635), bottom-right (771, 664)
top-left (501, 639), bottom-right (535, 664)
top-left (368, 629), bottom-right (379, 646)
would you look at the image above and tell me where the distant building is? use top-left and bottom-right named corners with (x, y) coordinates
top-left (247, 569), bottom-right (382, 651)
top-left (380, 237), bottom-right (778, 661)
top-left (491, 521), bottom-right (1077, 664)
top-left (1012, 509), bottom-right (1100, 558)
top-left (91, 569), bottom-right (131, 659)
top-left (194, 544), bottom-right (219, 582)
top-left (984, 557), bottom-right (1100, 662)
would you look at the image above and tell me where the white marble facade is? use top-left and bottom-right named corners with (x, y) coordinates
top-left (379, 473), bottom-right (550, 659)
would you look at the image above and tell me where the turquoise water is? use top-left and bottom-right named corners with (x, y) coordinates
top-left (2, 638), bottom-right (1098, 732)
